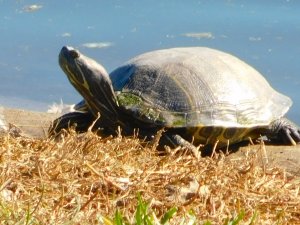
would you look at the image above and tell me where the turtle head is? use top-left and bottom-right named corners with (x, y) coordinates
top-left (59, 46), bottom-right (108, 94)
top-left (59, 46), bottom-right (119, 125)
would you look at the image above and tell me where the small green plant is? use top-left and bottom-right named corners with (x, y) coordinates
top-left (222, 209), bottom-right (258, 225)
top-left (135, 192), bottom-right (151, 224)
top-left (99, 194), bottom-right (260, 225)
top-left (100, 193), bottom-right (178, 225)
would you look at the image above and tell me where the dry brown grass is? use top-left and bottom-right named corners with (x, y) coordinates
top-left (0, 130), bottom-right (300, 224)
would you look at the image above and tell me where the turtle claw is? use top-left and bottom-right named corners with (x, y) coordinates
top-left (282, 128), bottom-right (297, 145)
top-left (288, 126), bottom-right (300, 145)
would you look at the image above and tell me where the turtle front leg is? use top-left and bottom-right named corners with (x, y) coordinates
top-left (49, 111), bottom-right (95, 136)
top-left (267, 118), bottom-right (300, 145)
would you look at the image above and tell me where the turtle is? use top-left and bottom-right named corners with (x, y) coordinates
top-left (49, 46), bottom-right (300, 151)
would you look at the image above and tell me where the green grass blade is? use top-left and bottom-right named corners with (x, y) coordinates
top-left (232, 210), bottom-right (245, 225)
top-left (160, 207), bottom-right (177, 224)
top-left (25, 204), bottom-right (31, 225)
top-left (136, 192), bottom-right (150, 225)
top-left (249, 210), bottom-right (258, 225)
top-left (114, 210), bottom-right (124, 225)
top-left (135, 195), bottom-right (142, 225)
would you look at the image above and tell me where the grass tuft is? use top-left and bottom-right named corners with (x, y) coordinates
top-left (0, 130), bottom-right (300, 224)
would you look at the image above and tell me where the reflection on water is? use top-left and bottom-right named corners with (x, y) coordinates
top-left (0, 0), bottom-right (299, 124)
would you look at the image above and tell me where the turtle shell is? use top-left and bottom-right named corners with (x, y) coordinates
top-left (110, 47), bottom-right (292, 129)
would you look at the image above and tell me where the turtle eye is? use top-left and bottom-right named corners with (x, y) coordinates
top-left (69, 49), bottom-right (80, 59)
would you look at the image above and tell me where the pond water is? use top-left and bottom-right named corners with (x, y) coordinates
top-left (0, 0), bottom-right (299, 124)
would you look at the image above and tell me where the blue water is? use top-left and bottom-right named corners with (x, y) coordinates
top-left (0, 0), bottom-right (299, 124)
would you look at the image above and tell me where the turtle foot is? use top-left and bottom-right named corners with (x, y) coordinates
top-left (48, 111), bottom-right (95, 137)
top-left (269, 118), bottom-right (300, 145)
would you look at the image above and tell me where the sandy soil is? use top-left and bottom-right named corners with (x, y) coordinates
top-left (1, 107), bottom-right (59, 138)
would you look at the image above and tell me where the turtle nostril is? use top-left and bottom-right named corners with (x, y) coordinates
top-left (69, 49), bottom-right (80, 58)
